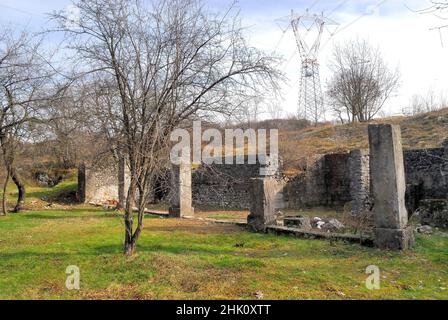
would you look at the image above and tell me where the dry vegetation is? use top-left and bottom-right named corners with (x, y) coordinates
top-left (279, 108), bottom-right (448, 175)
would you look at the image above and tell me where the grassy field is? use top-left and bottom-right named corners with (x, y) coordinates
top-left (0, 170), bottom-right (447, 300)
top-left (0, 206), bottom-right (447, 300)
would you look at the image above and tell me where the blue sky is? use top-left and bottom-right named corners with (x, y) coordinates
top-left (1, 0), bottom-right (446, 118)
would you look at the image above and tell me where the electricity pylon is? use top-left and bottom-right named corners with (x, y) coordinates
top-left (277, 10), bottom-right (338, 124)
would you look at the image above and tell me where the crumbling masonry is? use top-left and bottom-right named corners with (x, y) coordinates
top-left (78, 128), bottom-right (447, 233)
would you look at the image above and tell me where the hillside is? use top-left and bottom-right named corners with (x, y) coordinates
top-left (279, 108), bottom-right (448, 175)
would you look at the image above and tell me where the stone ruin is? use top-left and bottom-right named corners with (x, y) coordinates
top-left (78, 157), bottom-right (129, 206)
top-left (248, 124), bottom-right (416, 250)
top-left (77, 124), bottom-right (447, 250)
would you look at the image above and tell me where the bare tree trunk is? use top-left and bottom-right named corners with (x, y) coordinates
top-left (124, 182), bottom-right (147, 255)
top-left (1, 166), bottom-right (9, 216)
top-left (130, 187), bottom-right (147, 252)
top-left (0, 135), bottom-right (25, 213)
top-left (10, 166), bottom-right (25, 213)
top-left (124, 179), bottom-right (137, 256)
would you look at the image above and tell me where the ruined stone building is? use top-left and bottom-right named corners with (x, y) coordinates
top-left (78, 139), bottom-right (448, 228)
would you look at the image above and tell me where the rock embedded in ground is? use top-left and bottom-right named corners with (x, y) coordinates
top-left (416, 225), bottom-right (433, 234)
top-left (323, 218), bottom-right (345, 231)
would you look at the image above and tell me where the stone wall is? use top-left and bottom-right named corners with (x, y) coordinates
top-left (283, 155), bottom-right (325, 208)
top-left (191, 156), bottom-right (281, 209)
top-left (77, 146), bottom-right (447, 212)
top-left (404, 148), bottom-right (448, 211)
top-left (419, 199), bottom-right (448, 228)
top-left (348, 149), bottom-right (371, 214)
top-left (284, 147), bottom-right (448, 212)
top-left (284, 153), bottom-right (352, 208)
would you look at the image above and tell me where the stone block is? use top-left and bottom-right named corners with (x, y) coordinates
top-left (374, 227), bottom-right (415, 250)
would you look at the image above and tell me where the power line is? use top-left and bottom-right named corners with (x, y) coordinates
top-left (430, 25), bottom-right (448, 47)
top-left (309, 0), bottom-right (321, 11)
top-left (273, 29), bottom-right (288, 54)
top-left (283, 51), bottom-right (297, 73)
top-left (327, 0), bottom-right (350, 17)
top-left (285, 10), bottom-right (338, 123)
top-left (332, 0), bottom-right (388, 36)
top-left (0, 3), bottom-right (44, 18)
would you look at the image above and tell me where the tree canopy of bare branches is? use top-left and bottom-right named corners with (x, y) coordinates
top-left (50, 0), bottom-right (282, 255)
top-left (417, 1), bottom-right (448, 19)
top-left (327, 39), bottom-right (400, 123)
top-left (0, 29), bottom-right (54, 214)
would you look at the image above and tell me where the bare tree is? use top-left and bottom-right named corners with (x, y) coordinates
top-left (403, 89), bottom-right (448, 116)
top-left (0, 29), bottom-right (53, 214)
top-left (418, 1), bottom-right (448, 24)
top-left (51, 0), bottom-right (281, 255)
top-left (33, 83), bottom-right (99, 169)
top-left (327, 39), bottom-right (400, 123)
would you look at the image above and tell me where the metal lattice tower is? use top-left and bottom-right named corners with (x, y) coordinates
top-left (298, 58), bottom-right (323, 123)
top-left (278, 10), bottom-right (338, 123)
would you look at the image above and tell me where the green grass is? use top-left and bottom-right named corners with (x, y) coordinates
top-left (25, 178), bottom-right (78, 202)
top-left (0, 208), bottom-right (447, 300)
top-left (1, 173), bottom-right (78, 210)
top-left (0, 177), bottom-right (447, 300)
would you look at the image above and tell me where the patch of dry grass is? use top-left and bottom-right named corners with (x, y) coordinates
top-left (0, 208), bottom-right (447, 300)
top-left (279, 108), bottom-right (448, 175)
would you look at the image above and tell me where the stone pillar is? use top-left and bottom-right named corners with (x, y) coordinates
top-left (247, 178), bottom-right (285, 232)
top-left (77, 164), bottom-right (87, 203)
top-left (368, 124), bottom-right (414, 250)
top-left (169, 162), bottom-right (194, 218)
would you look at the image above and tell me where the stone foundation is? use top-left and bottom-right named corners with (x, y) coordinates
top-left (374, 227), bottom-right (415, 250)
top-left (78, 142), bottom-right (446, 216)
